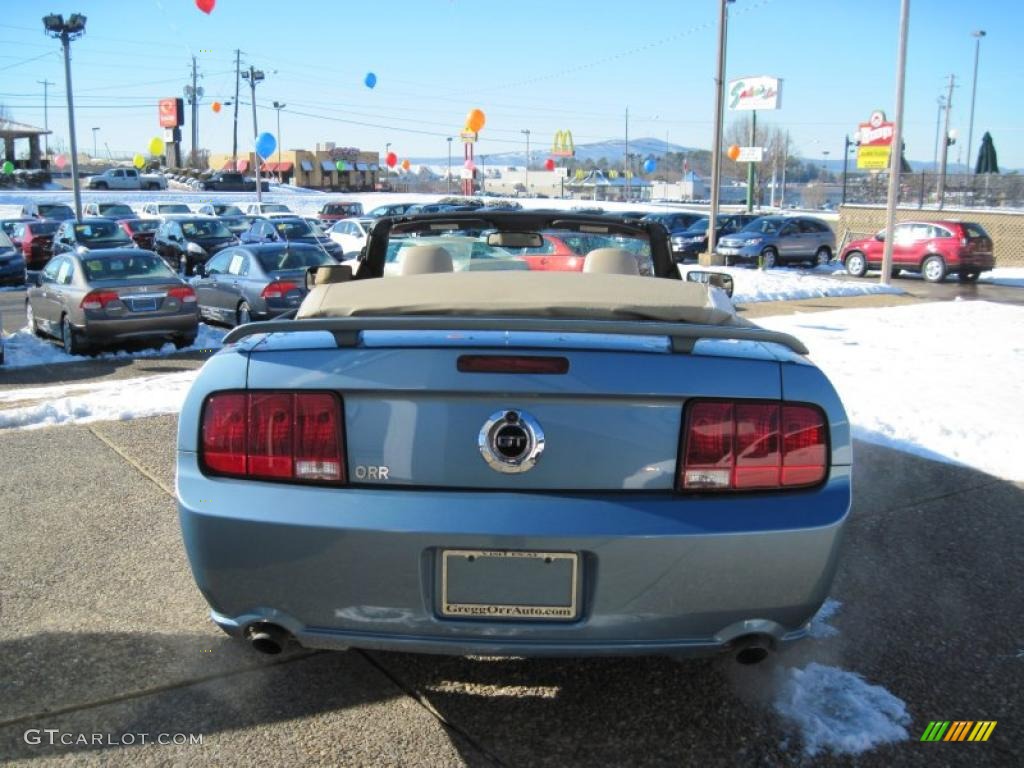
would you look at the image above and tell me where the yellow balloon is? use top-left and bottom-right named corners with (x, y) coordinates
top-left (133, 154), bottom-right (145, 169)
top-left (148, 137), bottom-right (164, 156)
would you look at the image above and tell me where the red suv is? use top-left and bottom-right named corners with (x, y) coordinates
top-left (9, 219), bottom-right (60, 270)
top-left (318, 202), bottom-right (364, 223)
top-left (841, 220), bottom-right (993, 283)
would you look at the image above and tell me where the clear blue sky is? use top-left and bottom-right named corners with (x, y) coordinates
top-left (1, 0), bottom-right (1021, 168)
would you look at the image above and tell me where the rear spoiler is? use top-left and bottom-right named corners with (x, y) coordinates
top-left (222, 315), bottom-right (809, 355)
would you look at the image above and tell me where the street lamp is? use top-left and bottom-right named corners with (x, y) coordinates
top-left (521, 129), bottom-right (531, 196)
top-left (840, 135), bottom-right (857, 204)
top-left (447, 137), bottom-right (453, 194)
top-left (241, 66), bottom-right (265, 202)
top-left (91, 126), bottom-right (99, 159)
top-left (937, 128), bottom-right (958, 208)
top-left (966, 30), bottom-right (986, 174)
top-left (272, 101), bottom-right (286, 172)
top-left (384, 142), bottom-right (391, 187)
top-left (43, 12), bottom-right (87, 220)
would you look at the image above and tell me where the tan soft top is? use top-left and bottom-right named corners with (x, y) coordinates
top-left (299, 271), bottom-right (742, 326)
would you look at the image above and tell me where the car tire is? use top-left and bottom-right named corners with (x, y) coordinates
top-left (237, 302), bottom-right (252, 326)
top-left (958, 270), bottom-right (980, 283)
top-left (760, 247), bottom-right (777, 269)
top-left (173, 334), bottom-right (196, 350)
top-left (93, 182), bottom-right (107, 190)
top-left (921, 255), bottom-right (947, 283)
top-left (815, 246), bottom-right (832, 266)
top-left (61, 315), bottom-right (86, 356)
top-left (844, 251), bottom-right (868, 277)
top-left (26, 301), bottom-right (44, 337)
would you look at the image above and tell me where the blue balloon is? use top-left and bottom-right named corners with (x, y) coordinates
top-left (255, 132), bottom-right (276, 160)
top-left (643, 158), bottom-right (657, 174)
top-left (364, 72), bottom-right (377, 89)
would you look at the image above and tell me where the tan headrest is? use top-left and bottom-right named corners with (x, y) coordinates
top-left (399, 245), bottom-right (454, 276)
top-left (582, 247), bottom-right (640, 276)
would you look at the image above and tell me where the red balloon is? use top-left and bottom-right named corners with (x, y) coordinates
top-left (196, 0), bottom-right (215, 14)
top-left (386, 151), bottom-right (398, 168)
top-left (545, 158), bottom-right (555, 171)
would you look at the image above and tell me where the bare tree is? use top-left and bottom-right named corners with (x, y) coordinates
top-left (724, 116), bottom-right (793, 202)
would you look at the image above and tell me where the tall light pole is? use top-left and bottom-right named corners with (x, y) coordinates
top-left (966, 30), bottom-right (986, 174)
top-left (936, 73), bottom-right (956, 208)
top-left (384, 142), bottom-right (391, 187)
top-left (241, 65), bottom-right (265, 202)
top-left (37, 79), bottom-right (53, 159)
top-left (705, 0), bottom-right (734, 264)
top-left (521, 129), bottom-right (531, 196)
top-left (91, 126), bottom-right (99, 159)
top-left (932, 95), bottom-right (945, 170)
top-left (447, 137), bottom-right (453, 194)
top-left (272, 100), bottom-right (286, 172)
top-left (43, 13), bottom-right (87, 220)
top-left (879, 0), bottom-right (911, 286)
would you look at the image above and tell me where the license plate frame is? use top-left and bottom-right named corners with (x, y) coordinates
top-left (129, 297), bottom-right (158, 312)
top-left (440, 549), bottom-right (579, 621)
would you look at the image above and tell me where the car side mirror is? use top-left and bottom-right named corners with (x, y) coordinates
top-left (686, 270), bottom-right (734, 298)
top-left (874, 233), bottom-right (885, 241)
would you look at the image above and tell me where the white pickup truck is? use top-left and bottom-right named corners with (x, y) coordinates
top-left (86, 168), bottom-right (168, 191)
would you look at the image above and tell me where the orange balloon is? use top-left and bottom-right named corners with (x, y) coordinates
top-left (401, 158), bottom-right (411, 170)
top-left (211, 101), bottom-right (222, 113)
top-left (466, 108), bottom-right (486, 133)
top-left (727, 144), bottom-right (741, 161)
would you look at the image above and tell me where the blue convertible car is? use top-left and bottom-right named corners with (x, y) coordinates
top-left (177, 211), bottom-right (851, 664)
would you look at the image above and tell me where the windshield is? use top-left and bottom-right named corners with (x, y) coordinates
top-left (262, 204), bottom-right (290, 212)
top-left (324, 203), bottom-right (360, 214)
top-left (215, 205), bottom-right (243, 216)
top-left (181, 220), bottom-right (232, 238)
top-left (256, 247), bottom-right (336, 273)
top-left (82, 253), bottom-right (177, 281)
top-left (127, 219), bottom-right (160, 233)
top-left (160, 204), bottom-right (191, 214)
top-left (273, 220), bottom-right (315, 238)
top-left (99, 204), bottom-right (134, 217)
top-left (39, 205), bottom-right (75, 220)
top-left (740, 217), bottom-right (784, 235)
top-left (30, 221), bottom-right (60, 235)
top-left (74, 221), bottom-right (131, 243)
top-left (0, 231), bottom-right (13, 249)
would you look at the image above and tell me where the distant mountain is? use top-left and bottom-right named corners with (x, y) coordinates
top-left (410, 137), bottom-right (697, 167)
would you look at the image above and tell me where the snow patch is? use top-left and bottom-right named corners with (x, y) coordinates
top-left (679, 264), bottom-right (903, 304)
top-left (774, 663), bottom-right (911, 757)
top-left (807, 599), bottom-right (841, 639)
top-left (759, 301), bottom-right (1024, 482)
top-left (978, 267), bottom-right (1024, 287)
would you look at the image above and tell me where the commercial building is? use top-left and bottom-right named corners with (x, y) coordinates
top-left (208, 144), bottom-right (379, 191)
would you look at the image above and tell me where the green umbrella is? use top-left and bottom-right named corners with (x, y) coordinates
top-left (974, 132), bottom-right (999, 174)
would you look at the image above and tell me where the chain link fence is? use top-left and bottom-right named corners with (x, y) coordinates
top-left (843, 172), bottom-right (1023, 210)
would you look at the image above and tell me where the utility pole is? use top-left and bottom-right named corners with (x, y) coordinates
top-left (242, 65), bottom-right (265, 202)
top-left (520, 129), bottom-right (530, 195)
top-left (37, 79), bottom-right (54, 159)
top-left (705, 0), bottom-right (733, 263)
top-left (190, 56), bottom-right (198, 165)
top-left (936, 73), bottom-right (955, 208)
top-left (779, 131), bottom-right (789, 209)
top-left (232, 49), bottom-right (241, 164)
top-left (880, 0), bottom-right (911, 286)
top-left (745, 110), bottom-right (757, 211)
top-left (625, 106), bottom-right (630, 201)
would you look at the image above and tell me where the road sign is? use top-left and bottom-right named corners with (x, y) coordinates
top-left (737, 146), bottom-right (763, 162)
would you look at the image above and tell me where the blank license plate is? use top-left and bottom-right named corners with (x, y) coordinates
top-left (129, 297), bottom-right (157, 311)
top-left (441, 549), bottom-right (579, 620)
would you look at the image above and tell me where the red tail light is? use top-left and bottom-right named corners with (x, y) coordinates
top-left (80, 289), bottom-right (121, 310)
top-left (167, 285), bottom-right (197, 303)
top-left (680, 400), bottom-right (827, 491)
top-left (201, 391), bottom-right (345, 484)
top-left (457, 355), bottom-right (570, 374)
top-left (261, 281), bottom-right (299, 299)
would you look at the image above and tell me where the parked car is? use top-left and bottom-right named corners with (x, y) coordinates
top-left (384, 235), bottom-right (527, 275)
top-left (240, 217), bottom-right (343, 260)
top-left (641, 211), bottom-right (705, 236)
top-left (1, 217), bottom-right (35, 237)
top-left (176, 210), bottom-right (850, 660)
top-left (0, 230), bottom-right (26, 285)
top-left (365, 203), bottom-right (416, 218)
top-left (83, 202), bottom-right (136, 218)
top-left (141, 202), bottom-right (192, 218)
top-left (191, 243), bottom-right (336, 326)
top-left (197, 172), bottom-right (268, 192)
top-left (304, 217), bottom-right (329, 233)
top-left (21, 202), bottom-right (75, 221)
top-left (153, 216), bottom-right (238, 276)
top-left (716, 216), bottom-right (836, 267)
top-left (25, 249), bottom-right (199, 354)
top-left (9, 219), bottom-right (60, 270)
top-left (86, 168), bottom-right (167, 190)
top-left (405, 203), bottom-right (463, 215)
top-left (217, 214), bottom-right (254, 236)
top-left (670, 214), bottom-right (761, 262)
top-left (318, 201), bottom-right (364, 223)
top-left (240, 202), bottom-right (293, 217)
top-left (327, 217), bottom-right (374, 255)
top-left (117, 218), bottom-right (161, 250)
top-left (51, 218), bottom-right (135, 256)
top-left (841, 220), bottom-right (994, 283)
top-left (196, 204), bottom-right (243, 217)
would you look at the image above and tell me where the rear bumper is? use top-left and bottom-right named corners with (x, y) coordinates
top-left (80, 312), bottom-right (199, 341)
top-left (178, 453), bottom-right (851, 657)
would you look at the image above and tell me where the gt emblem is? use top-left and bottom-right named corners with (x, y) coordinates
top-left (479, 410), bottom-right (545, 474)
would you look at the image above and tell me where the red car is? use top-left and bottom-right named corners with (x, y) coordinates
top-left (317, 202), bottom-right (365, 223)
top-left (117, 218), bottom-right (161, 250)
top-left (514, 235), bottom-right (585, 272)
top-left (841, 220), bottom-right (994, 283)
top-left (9, 219), bottom-right (60, 270)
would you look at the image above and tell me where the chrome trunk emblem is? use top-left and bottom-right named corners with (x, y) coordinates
top-left (479, 410), bottom-right (545, 474)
